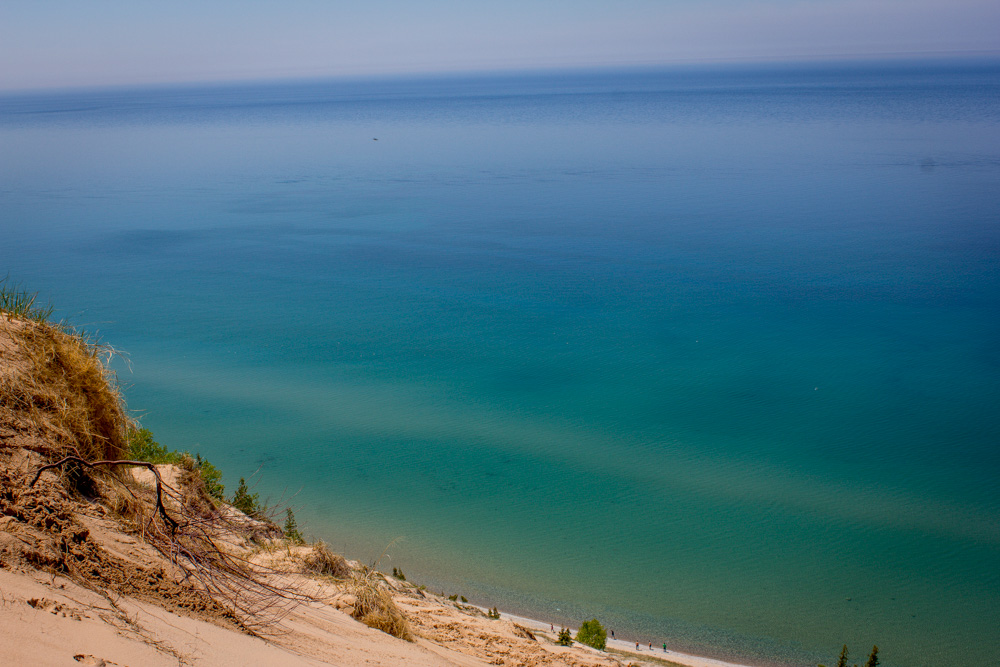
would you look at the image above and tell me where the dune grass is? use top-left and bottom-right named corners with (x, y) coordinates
top-left (303, 541), bottom-right (351, 578)
top-left (0, 278), bottom-right (53, 323)
top-left (346, 564), bottom-right (413, 641)
top-left (1, 287), bottom-right (131, 463)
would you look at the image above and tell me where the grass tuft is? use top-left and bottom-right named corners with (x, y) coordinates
top-left (1, 316), bottom-right (131, 464)
top-left (0, 278), bottom-right (54, 323)
top-left (346, 565), bottom-right (412, 641)
top-left (303, 541), bottom-right (351, 578)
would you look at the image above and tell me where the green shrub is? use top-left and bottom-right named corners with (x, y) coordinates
top-left (575, 618), bottom-right (607, 650)
top-left (128, 428), bottom-right (181, 464)
top-left (392, 567), bottom-right (406, 581)
top-left (195, 453), bottom-right (225, 500)
top-left (128, 429), bottom-right (225, 500)
top-left (557, 628), bottom-right (573, 646)
top-left (487, 606), bottom-right (500, 620)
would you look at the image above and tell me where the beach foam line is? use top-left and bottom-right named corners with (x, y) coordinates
top-left (491, 609), bottom-right (755, 667)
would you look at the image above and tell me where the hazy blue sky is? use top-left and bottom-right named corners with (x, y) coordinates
top-left (2, 0), bottom-right (998, 90)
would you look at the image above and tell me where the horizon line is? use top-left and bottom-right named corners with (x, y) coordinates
top-left (2, 49), bottom-right (998, 97)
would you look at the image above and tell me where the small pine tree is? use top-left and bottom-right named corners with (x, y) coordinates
top-left (836, 644), bottom-right (850, 667)
top-left (283, 508), bottom-right (303, 543)
top-left (557, 628), bottom-right (573, 646)
top-left (575, 618), bottom-right (607, 650)
top-left (231, 477), bottom-right (262, 517)
top-left (865, 645), bottom-right (879, 667)
top-left (487, 607), bottom-right (501, 619)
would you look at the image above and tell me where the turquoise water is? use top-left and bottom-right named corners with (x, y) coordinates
top-left (2, 61), bottom-right (999, 667)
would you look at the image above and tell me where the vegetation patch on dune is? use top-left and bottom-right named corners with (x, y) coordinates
top-left (0, 287), bottom-right (304, 631)
top-left (303, 541), bottom-right (351, 578)
top-left (1, 286), bottom-right (130, 466)
top-left (347, 565), bottom-right (413, 641)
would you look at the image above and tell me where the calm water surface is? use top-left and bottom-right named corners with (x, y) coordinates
top-left (2, 61), bottom-right (999, 667)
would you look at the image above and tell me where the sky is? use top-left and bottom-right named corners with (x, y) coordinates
top-left (1, 0), bottom-right (999, 91)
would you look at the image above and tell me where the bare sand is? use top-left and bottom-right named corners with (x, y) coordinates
top-left (501, 612), bottom-right (753, 667)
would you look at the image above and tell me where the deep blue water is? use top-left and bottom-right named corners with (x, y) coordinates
top-left (2, 61), bottom-right (999, 667)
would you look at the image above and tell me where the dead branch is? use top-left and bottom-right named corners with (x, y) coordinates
top-left (28, 455), bottom-right (320, 632)
top-left (30, 456), bottom-right (179, 532)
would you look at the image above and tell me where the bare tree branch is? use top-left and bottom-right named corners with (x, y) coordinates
top-left (30, 455), bottom-right (179, 532)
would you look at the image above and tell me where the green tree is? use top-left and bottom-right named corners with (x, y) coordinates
top-left (865, 645), bottom-right (879, 667)
top-left (575, 618), bottom-right (607, 650)
top-left (557, 628), bottom-right (573, 646)
top-left (231, 477), bottom-right (262, 517)
top-left (283, 508), bottom-right (304, 543)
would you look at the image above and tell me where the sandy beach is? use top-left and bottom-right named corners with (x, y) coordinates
top-left (501, 612), bottom-right (754, 667)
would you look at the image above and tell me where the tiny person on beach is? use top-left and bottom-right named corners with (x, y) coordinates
top-left (636, 642), bottom-right (640, 650)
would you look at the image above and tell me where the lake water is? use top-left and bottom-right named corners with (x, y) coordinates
top-left (1, 61), bottom-right (998, 667)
